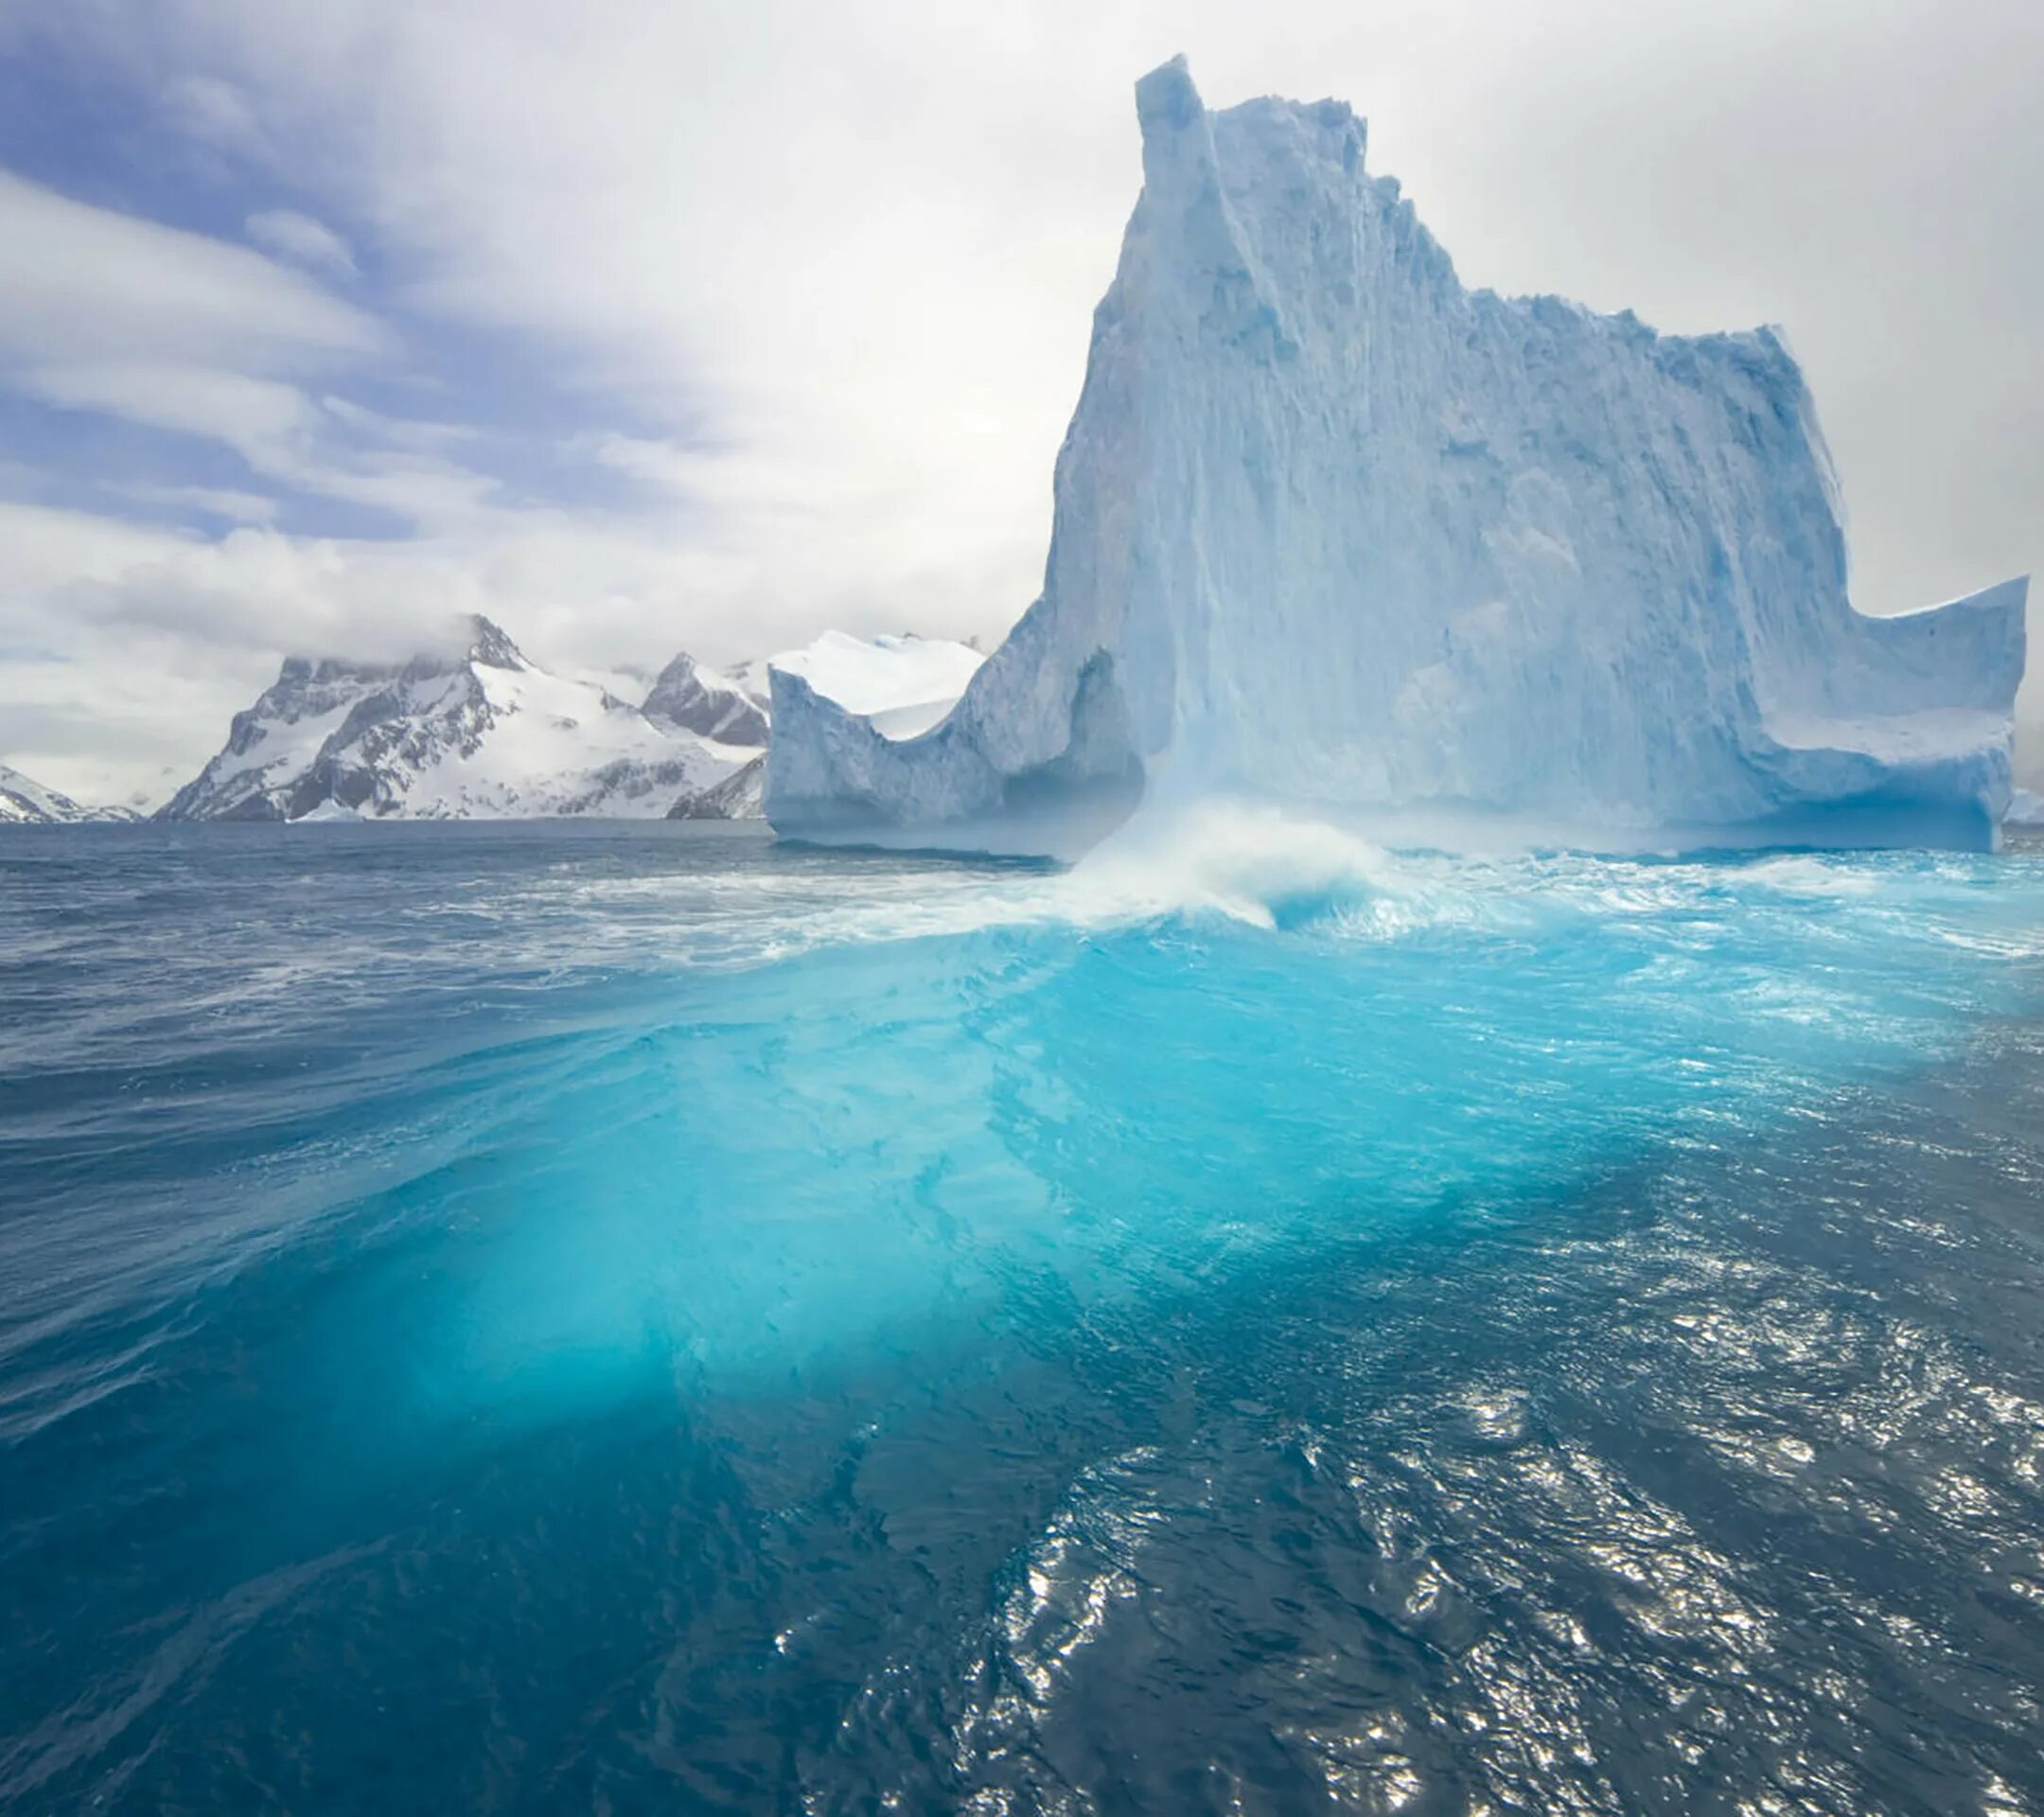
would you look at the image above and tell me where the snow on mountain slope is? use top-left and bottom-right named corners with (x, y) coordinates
top-left (0, 764), bottom-right (135, 824)
top-left (161, 617), bottom-right (748, 821)
top-left (766, 59), bottom-right (2026, 856)
top-left (642, 654), bottom-right (769, 746)
top-left (669, 754), bottom-right (766, 820)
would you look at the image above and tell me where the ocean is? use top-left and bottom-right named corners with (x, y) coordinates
top-left (3, 816), bottom-right (2042, 1814)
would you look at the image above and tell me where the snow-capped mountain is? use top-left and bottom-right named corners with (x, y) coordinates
top-left (662, 632), bottom-right (984, 819)
top-left (767, 60), bottom-right (2026, 856)
top-left (0, 764), bottom-right (136, 824)
top-left (670, 754), bottom-right (766, 820)
top-left (642, 653), bottom-right (769, 746)
top-left (161, 617), bottom-right (750, 821)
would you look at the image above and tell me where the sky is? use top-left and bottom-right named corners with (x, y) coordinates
top-left (0, 0), bottom-right (2037, 807)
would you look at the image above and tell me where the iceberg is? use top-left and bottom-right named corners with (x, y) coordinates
top-left (766, 58), bottom-right (2026, 856)
top-left (750, 631), bottom-right (985, 740)
top-left (662, 631), bottom-right (985, 820)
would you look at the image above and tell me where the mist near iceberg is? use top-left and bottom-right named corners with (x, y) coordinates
top-left (767, 59), bottom-right (2027, 856)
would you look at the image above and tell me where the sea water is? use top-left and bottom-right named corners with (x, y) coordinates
top-left (3, 817), bottom-right (2043, 1813)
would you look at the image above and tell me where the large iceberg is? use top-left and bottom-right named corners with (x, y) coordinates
top-left (766, 58), bottom-right (2026, 856)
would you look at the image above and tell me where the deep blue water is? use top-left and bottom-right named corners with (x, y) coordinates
top-left (4, 816), bottom-right (2044, 1814)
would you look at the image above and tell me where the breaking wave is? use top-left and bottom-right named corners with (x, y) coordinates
top-left (530, 804), bottom-right (2044, 975)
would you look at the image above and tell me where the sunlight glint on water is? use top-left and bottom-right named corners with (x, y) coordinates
top-left (1, 820), bottom-right (2042, 1814)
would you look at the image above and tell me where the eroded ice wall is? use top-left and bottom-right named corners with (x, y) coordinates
top-left (766, 58), bottom-right (2026, 856)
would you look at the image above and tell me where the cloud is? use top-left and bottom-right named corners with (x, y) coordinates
top-left (22, 361), bottom-right (319, 458)
top-left (99, 481), bottom-right (281, 524)
top-left (2, 0), bottom-right (2040, 796)
top-left (246, 207), bottom-right (357, 280)
top-left (0, 170), bottom-right (448, 520)
top-left (0, 501), bottom-right (194, 606)
top-left (158, 72), bottom-right (271, 160)
top-left (0, 502), bottom-right (495, 803)
top-left (79, 0), bottom-right (2037, 616)
top-left (318, 395), bottom-right (472, 451)
top-left (12, 356), bottom-right (507, 533)
top-left (0, 169), bottom-right (382, 369)
top-left (0, 174), bottom-right (526, 535)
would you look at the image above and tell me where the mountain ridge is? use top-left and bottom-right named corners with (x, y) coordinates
top-left (159, 615), bottom-right (747, 822)
top-left (0, 764), bottom-right (137, 825)
top-left (152, 620), bottom-right (984, 823)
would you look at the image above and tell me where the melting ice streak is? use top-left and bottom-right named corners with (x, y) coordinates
top-left (2, 820), bottom-right (2044, 1810)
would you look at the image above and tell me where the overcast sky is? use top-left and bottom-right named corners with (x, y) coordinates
top-left (0, 0), bottom-right (2037, 805)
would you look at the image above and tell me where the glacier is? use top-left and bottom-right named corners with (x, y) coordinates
top-left (766, 58), bottom-right (2027, 856)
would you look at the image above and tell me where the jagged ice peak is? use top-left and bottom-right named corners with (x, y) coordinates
top-left (764, 58), bottom-right (2026, 856)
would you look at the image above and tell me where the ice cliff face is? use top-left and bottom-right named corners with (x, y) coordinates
top-left (161, 617), bottom-right (749, 821)
top-left (664, 632), bottom-right (985, 819)
top-left (0, 765), bottom-right (135, 824)
top-left (766, 58), bottom-right (2027, 855)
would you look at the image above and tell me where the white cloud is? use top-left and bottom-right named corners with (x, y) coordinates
top-left (158, 72), bottom-right (270, 159)
top-left (0, 169), bottom-right (382, 370)
top-left (0, 501), bottom-right (195, 601)
top-left (0, 176), bottom-right (524, 535)
top-left (22, 362), bottom-right (320, 459)
top-left (99, 481), bottom-right (281, 525)
top-left (12, 356), bottom-right (505, 533)
top-left (3, 0), bottom-right (2041, 795)
top-left (78, 0), bottom-right (2035, 626)
top-left (318, 396), bottom-right (470, 449)
top-left (246, 207), bottom-right (358, 280)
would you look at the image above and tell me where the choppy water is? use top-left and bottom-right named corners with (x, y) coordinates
top-left (3, 815), bottom-right (2044, 1815)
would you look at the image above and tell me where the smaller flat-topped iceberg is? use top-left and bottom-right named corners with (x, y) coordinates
top-left (761, 631), bottom-right (985, 744)
top-left (668, 631), bottom-right (985, 820)
top-left (766, 58), bottom-right (2026, 856)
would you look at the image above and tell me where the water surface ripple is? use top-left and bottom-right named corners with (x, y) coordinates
top-left (2, 820), bottom-right (2042, 1814)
